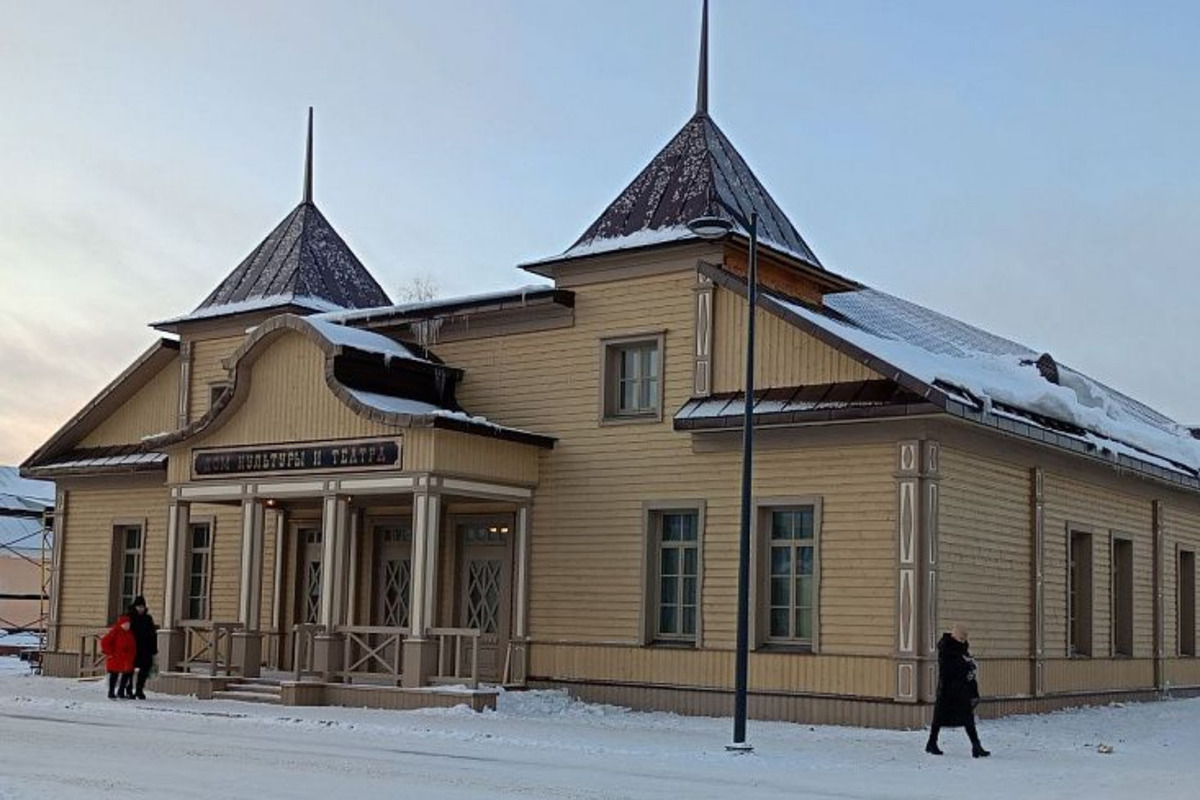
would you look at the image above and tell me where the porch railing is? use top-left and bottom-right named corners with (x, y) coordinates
top-left (178, 621), bottom-right (243, 676)
top-left (337, 626), bottom-right (405, 685)
top-left (428, 627), bottom-right (481, 689)
top-left (76, 630), bottom-right (108, 678)
top-left (292, 623), bottom-right (325, 682)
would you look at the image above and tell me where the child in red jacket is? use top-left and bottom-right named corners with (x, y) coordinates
top-left (100, 615), bottom-right (136, 699)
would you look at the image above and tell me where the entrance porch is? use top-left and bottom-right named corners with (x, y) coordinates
top-left (155, 473), bottom-right (532, 704)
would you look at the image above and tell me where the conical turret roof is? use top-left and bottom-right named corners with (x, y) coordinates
top-left (562, 112), bottom-right (822, 267)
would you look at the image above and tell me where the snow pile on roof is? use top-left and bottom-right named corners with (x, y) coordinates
top-left (773, 289), bottom-right (1200, 473)
top-left (35, 453), bottom-right (166, 471)
top-left (154, 294), bottom-right (345, 327)
top-left (315, 284), bottom-right (556, 324)
top-left (346, 389), bottom-right (544, 438)
top-left (0, 467), bottom-right (53, 514)
top-left (557, 226), bottom-right (697, 261)
top-left (306, 319), bottom-right (424, 363)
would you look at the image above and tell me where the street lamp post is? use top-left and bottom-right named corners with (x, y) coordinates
top-left (688, 208), bottom-right (759, 751)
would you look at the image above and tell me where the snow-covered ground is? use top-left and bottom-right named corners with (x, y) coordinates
top-left (0, 658), bottom-right (1197, 799)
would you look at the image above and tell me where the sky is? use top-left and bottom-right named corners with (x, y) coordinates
top-left (1, 0), bottom-right (1198, 464)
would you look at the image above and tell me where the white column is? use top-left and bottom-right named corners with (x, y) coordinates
top-left (162, 501), bottom-right (191, 629)
top-left (514, 505), bottom-right (531, 639)
top-left (409, 493), bottom-right (430, 636)
top-left (318, 495), bottom-right (351, 629)
top-left (47, 489), bottom-right (68, 650)
top-left (421, 494), bottom-right (442, 631)
top-left (347, 509), bottom-right (361, 626)
top-left (237, 498), bottom-right (265, 629)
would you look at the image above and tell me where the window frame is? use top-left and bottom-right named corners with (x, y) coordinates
top-left (1179, 547), bottom-right (1196, 658)
top-left (1067, 525), bottom-right (1095, 658)
top-left (599, 331), bottom-right (666, 424)
top-left (108, 519), bottom-right (147, 622)
top-left (1110, 533), bottom-right (1134, 657)
top-left (208, 382), bottom-right (230, 410)
top-left (641, 500), bottom-right (705, 647)
top-left (184, 517), bottom-right (215, 622)
top-left (752, 496), bottom-right (822, 653)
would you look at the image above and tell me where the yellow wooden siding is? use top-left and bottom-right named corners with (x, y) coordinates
top-left (1164, 504), bottom-right (1200, 658)
top-left (1043, 473), bottom-right (1153, 659)
top-left (433, 271), bottom-right (897, 656)
top-left (79, 360), bottom-right (179, 448)
top-left (712, 286), bottom-right (881, 392)
top-left (187, 335), bottom-right (245, 422)
top-left (1043, 657), bottom-right (1155, 693)
top-left (430, 429), bottom-right (539, 486)
top-left (938, 447), bottom-right (1031, 658)
top-left (529, 643), bottom-right (893, 697)
top-left (169, 332), bottom-right (403, 482)
top-left (58, 483), bottom-right (168, 628)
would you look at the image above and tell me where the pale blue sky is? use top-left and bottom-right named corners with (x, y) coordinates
top-left (2, 0), bottom-right (1198, 462)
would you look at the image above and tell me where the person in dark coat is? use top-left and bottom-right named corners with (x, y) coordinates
top-left (128, 596), bottom-right (158, 700)
top-left (100, 615), bottom-right (136, 699)
top-left (926, 623), bottom-right (990, 757)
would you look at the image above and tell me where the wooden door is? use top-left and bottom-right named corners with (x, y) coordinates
top-left (456, 517), bottom-right (514, 682)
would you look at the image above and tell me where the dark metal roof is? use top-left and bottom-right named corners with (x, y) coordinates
top-left (675, 380), bottom-right (936, 431)
top-left (187, 201), bottom-right (391, 319)
top-left (565, 112), bottom-right (823, 267)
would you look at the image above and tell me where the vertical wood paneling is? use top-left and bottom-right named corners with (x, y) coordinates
top-left (711, 288), bottom-right (881, 392)
top-left (186, 335), bottom-right (245, 421)
top-left (79, 361), bottom-right (180, 447)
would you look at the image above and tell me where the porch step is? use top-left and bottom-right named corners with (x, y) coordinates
top-left (214, 680), bottom-right (283, 705)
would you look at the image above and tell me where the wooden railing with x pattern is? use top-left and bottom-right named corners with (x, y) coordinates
top-left (177, 621), bottom-right (242, 676)
top-left (338, 626), bottom-right (405, 684)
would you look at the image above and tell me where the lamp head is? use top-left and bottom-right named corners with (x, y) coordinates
top-left (687, 215), bottom-right (734, 241)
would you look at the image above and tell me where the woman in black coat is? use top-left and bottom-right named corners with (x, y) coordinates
top-left (127, 596), bottom-right (158, 700)
top-left (926, 624), bottom-right (990, 757)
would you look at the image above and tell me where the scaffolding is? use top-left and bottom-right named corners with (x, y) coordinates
top-left (0, 506), bottom-right (52, 671)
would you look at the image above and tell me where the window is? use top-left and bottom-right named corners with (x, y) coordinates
top-left (1111, 537), bottom-right (1133, 656)
top-left (1180, 550), bottom-right (1196, 657)
top-left (112, 524), bottom-right (144, 618)
top-left (759, 502), bottom-right (820, 648)
top-left (602, 334), bottom-right (663, 421)
top-left (208, 382), bottom-right (229, 410)
top-left (186, 521), bottom-right (212, 620)
top-left (652, 510), bottom-right (700, 642)
top-left (1069, 530), bottom-right (1093, 657)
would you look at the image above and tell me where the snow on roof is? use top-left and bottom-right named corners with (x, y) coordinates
top-left (346, 389), bottom-right (546, 440)
top-left (772, 288), bottom-right (1200, 474)
top-left (32, 453), bottom-right (166, 472)
top-left (154, 293), bottom-right (344, 328)
top-left (0, 468), bottom-right (53, 514)
top-left (315, 284), bottom-right (557, 324)
top-left (305, 319), bottom-right (424, 363)
top-left (553, 226), bottom-right (697, 261)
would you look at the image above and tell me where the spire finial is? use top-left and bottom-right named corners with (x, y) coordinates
top-left (696, 0), bottom-right (709, 115)
top-left (303, 107), bottom-right (314, 204)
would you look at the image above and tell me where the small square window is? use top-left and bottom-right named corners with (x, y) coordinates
top-left (209, 383), bottom-right (229, 409)
top-left (602, 334), bottom-right (663, 422)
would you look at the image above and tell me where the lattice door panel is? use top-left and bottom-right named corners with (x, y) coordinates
top-left (381, 558), bottom-right (412, 628)
top-left (303, 560), bottom-right (322, 624)
top-left (465, 560), bottom-right (502, 634)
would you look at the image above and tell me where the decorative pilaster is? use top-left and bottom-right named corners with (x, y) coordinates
top-left (509, 504), bottom-right (532, 685)
top-left (314, 493), bottom-right (350, 680)
top-left (920, 441), bottom-right (940, 703)
top-left (177, 340), bottom-right (193, 428)
top-left (1031, 468), bottom-right (1046, 696)
top-left (1153, 501), bottom-right (1166, 691)
top-left (234, 498), bottom-right (266, 678)
top-left (894, 440), bottom-right (921, 703)
top-left (693, 271), bottom-right (714, 396)
top-left (47, 489), bottom-right (67, 650)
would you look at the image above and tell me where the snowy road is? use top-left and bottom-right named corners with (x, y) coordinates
top-left (1, 660), bottom-right (1198, 799)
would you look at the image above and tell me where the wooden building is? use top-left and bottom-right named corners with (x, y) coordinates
top-left (23, 9), bottom-right (1200, 726)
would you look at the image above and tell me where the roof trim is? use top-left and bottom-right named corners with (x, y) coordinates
top-left (146, 315), bottom-right (553, 451)
top-left (701, 262), bottom-right (1200, 494)
top-left (317, 286), bottom-right (574, 328)
top-left (21, 339), bottom-right (180, 473)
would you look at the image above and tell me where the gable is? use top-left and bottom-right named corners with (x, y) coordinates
top-left (711, 285), bottom-right (882, 393)
top-left (79, 358), bottom-right (180, 448)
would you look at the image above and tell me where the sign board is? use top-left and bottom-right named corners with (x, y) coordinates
top-left (193, 438), bottom-right (401, 478)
